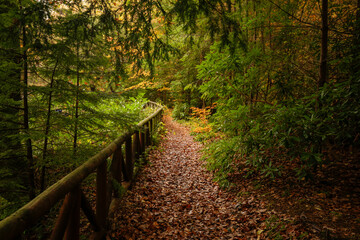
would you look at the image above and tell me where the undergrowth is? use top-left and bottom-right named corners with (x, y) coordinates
top-left (177, 79), bottom-right (360, 188)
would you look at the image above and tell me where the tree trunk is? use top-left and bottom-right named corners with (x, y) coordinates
top-left (21, 5), bottom-right (35, 200)
top-left (319, 0), bottom-right (328, 89)
top-left (253, 0), bottom-right (257, 43)
top-left (268, 4), bottom-right (272, 51)
top-left (0, 0), bottom-right (29, 202)
top-left (356, 0), bottom-right (360, 47)
top-left (73, 38), bottom-right (80, 156)
top-left (245, 0), bottom-right (249, 42)
top-left (40, 60), bottom-right (59, 192)
top-left (351, 0), bottom-right (360, 77)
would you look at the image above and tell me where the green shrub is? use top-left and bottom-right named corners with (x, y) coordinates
top-left (172, 102), bottom-right (190, 120)
top-left (203, 78), bottom-right (360, 181)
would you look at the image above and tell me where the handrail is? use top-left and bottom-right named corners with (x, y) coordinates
top-left (0, 102), bottom-right (164, 240)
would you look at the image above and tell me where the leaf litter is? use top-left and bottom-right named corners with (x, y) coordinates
top-left (109, 115), bottom-right (309, 239)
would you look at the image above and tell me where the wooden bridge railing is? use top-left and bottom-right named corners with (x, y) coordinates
top-left (0, 101), bottom-right (164, 240)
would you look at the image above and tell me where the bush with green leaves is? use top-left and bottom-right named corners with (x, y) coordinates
top-left (202, 136), bottom-right (241, 188)
top-left (202, 77), bottom-right (360, 182)
top-left (193, 30), bottom-right (360, 182)
top-left (172, 102), bottom-right (191, 120)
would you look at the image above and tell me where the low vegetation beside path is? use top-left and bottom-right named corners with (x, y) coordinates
top-left (177, 108), bottom-right (360, 240)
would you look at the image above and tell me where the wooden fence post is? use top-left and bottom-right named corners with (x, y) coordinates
top-left (133, 131), bottom-right (140, 161)
top-left (111, 146), bottom-right (123, 198)
top-left (96, 161), bottom-right (107, 231)
top-left (125, 136), bottom-right (133, 181)
top-left (50, 190), bottom-right (76, 240)
top-left (145, 123), bottom-right (150, 147)
top-left (64, 186), bottom-right (81, 240)
top-left (80, 191), bottom-right (100, 232)
top-left (140, 128), bottom-right (145, 155)
top-left (149, 119), bottom-right (153, 144)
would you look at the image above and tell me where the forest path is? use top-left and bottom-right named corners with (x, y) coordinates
top-left (110, 115), bottom-right (257, 239)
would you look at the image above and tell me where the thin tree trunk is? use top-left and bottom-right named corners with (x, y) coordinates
top-left (319, 0), bottom-right (328, 89)
top-left (73, 41), bottom-right (80, 155)
top-left (316, 0), bottom-right (329, 154)
top-left (268, 4), bottom-right (272, 50)
top-left (261, 25), bottom-right (265, 53)
top-left (356, 0), bottom-right (360, 46)
top-left (40, 59), bottom-right (59, 192)
top-left (253, 0), bottom-right (257, 43)
top-left (246, 0), bottom-right (249, 42)
top-left (351, 0), bottom-right (360, 76)
top-left (265, 5), bottom-right (272, 101)
top-left (265, 72), bottom-right (271, 101)
top-left (22, 17), bottom-right (35, 200)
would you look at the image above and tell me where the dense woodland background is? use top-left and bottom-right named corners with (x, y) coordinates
top-left (1, 0), bottom-right (359, 237)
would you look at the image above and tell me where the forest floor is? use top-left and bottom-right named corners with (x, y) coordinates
top-left (109, 114), bottom-right (360, 240)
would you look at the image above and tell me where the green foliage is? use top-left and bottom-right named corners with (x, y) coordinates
top-left (111, 179), bottom-right (127, 198)
top-left (34, 93), bottom-right (148, 164)
top-left (192, 130), bottom-right (216, 144)
top-left (0, 0), bottom-right (30, 208)
top-left (172, 102), bottom-right (191, 120)
top-left (184, 0), bottom-right (360, 182)
top-left (202, 137), bottom-right (241, 188)
top-left (151, 121), bottom-right (166, 146)
top-left (195, 29), bottom-right (360, 180)
top-left (264, 215), bottom-right (293, 240)
top-left (202, 77), bottom-right (360, 181)
top-left (1, 0), bottom-right (172, 220)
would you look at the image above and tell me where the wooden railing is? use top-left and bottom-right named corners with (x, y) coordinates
top-left (0, 101), bottom-right (163, 240)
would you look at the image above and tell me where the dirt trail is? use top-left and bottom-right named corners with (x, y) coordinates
top-left (110, 115), bottom-right (256, 239)
top-left (109, 114), bottom-right (360, 240)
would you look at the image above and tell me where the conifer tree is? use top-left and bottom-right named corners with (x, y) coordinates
top-left (0, 0), bottom-right (30, 212)
top-left (0, 0), bottom-right (172, 219)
